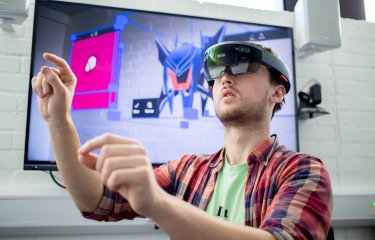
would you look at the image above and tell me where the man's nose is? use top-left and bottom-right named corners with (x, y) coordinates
top-left (221, 72), bottom-right (234, 86)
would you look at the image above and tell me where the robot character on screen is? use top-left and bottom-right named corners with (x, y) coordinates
top-left (132, 26), bottom-right (226, 121)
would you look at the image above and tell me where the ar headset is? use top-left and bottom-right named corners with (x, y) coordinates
top-left (203, 41), bottom-right (291, 93)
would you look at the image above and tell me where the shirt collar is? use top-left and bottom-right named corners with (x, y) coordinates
top-left (209, 134), bottom-right (278, 169)
top-left (250, 134), bottom-right (278, 165)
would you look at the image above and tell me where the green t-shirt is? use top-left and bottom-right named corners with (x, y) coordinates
top-left (205, 155), bottom-right (248, 225)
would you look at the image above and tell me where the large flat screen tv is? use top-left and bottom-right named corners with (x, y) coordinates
top-left (24, 0), bottom-right (298, 170)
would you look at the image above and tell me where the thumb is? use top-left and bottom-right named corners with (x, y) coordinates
top-left (41, 66), bottom-right (66, 95)
top-left (78, 152), bottom-right (98, 171)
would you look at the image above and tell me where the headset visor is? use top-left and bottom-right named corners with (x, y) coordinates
top-left (204, 44), bottom-right (262, 83)
top-left (203, 41), bottom-right (291, 93)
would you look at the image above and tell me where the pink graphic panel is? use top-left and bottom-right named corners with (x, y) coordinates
top-left (73, 93), bottom-right (111, 109)
top-left (71, 31), bottom-right (118, 110)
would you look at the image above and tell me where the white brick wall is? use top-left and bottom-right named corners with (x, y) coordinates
top-left (0, 2), bottom-right (34, 173)
top-left (0, 1), bottom-right (374, 239)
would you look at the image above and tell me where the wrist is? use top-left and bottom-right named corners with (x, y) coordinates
top-left (146, 187), bottom-right (171, 220)
top-left (47, 115), bottom-right (74, 129)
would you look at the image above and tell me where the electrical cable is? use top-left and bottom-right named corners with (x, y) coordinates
top-left (49, 170), bottom-right (66, 189)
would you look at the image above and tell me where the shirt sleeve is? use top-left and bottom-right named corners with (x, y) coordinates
top-left (81, 159), bottom-right (181, 222)
top-left (81, 185), bottom-right (139, 221)
top-left (260, 154), bottom-right (333, 240)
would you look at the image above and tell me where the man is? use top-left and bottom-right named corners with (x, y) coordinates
top-left (32, 41), bottom-right (332, 240)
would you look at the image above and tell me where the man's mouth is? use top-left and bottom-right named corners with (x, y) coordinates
top-left (221, 88), bottom-right (237, 99)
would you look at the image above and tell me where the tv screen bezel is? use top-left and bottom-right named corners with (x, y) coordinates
top-left (24, 0), bottom-right (299, 171)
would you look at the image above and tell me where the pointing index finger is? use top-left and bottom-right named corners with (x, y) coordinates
top-left (43, 53), bottom-right (73, 75)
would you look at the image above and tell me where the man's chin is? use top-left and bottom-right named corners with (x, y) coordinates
top-left (216, 108), bottom-right (266, 128)
top-left (217, 111), bottom-right (249, 127)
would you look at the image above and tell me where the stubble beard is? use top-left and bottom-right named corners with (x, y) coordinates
top-left (215, 93), bottom-right (268, 129)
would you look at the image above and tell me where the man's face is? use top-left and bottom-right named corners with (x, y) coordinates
top-left (212, 65), bottom-right (275, 127)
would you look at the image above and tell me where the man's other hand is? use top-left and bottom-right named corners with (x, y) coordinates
top-left (77, 133), bottom-right (165, 217)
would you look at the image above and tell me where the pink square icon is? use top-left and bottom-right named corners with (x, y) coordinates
top-left (70, 31), bottom-right (119, 110)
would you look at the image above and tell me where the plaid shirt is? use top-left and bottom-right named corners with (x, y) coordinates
top-left (82, 136), bottom-right (332, 240)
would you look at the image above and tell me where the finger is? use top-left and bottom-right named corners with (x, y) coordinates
top-left (105, 167), bottom-right (146, 192)
top-left (34, 71), bottom-right (44, 98)
top-left (49, 66), bottom-right (62, 77)
top-left (78, 134), bottom-right (140, 154)
top-left (78, 152), bottom-right (98, 170)
top-left (42, 69), bottom-right (54, 96)
top-left (41, 82), bottom-right (53, 96)
top-left (96, 144), bottom-right (147, 172)
top-left (101, 155), bottom-right (148, 183)
top-left (43, 53), bottom-right (73, 76)
top-left (31, 76), bottom-right (37, 95)
top-left (41, 66), bottom-right (66, 95)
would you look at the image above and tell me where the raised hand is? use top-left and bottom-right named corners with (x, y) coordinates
top-left (31, 53), bottom-right (77, 125)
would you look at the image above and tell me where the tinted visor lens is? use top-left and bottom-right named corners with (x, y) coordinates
top-left (204, 44), bottom-right (262, 82)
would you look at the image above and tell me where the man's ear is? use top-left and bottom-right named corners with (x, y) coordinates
top-left (270, 85), bottom-right (286, 104)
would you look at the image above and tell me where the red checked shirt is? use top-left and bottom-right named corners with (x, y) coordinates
top-left (82, 136), bottom-right (333, 240)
